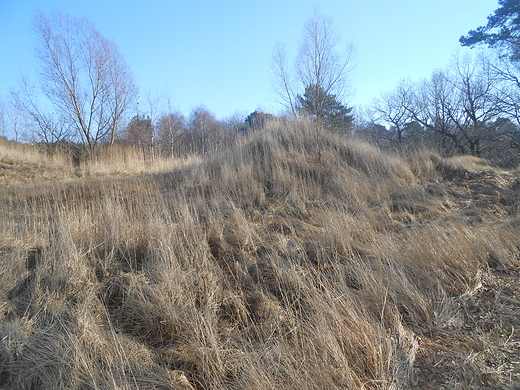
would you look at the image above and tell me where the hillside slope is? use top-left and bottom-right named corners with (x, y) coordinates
top-left (0, 123), bottom-right (519, 389)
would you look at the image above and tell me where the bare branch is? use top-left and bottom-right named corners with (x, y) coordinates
top-left (271, 42), bottom-right (297, 116)
top-left (24, 11), bottom-right (137, 151)
top-left (271, 10), bottom-right (355, 120)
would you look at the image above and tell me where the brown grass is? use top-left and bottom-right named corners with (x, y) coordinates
top-left (0, 137), bottom-right (199, 187)
top-left (0, 121), bottom-right (519, 389)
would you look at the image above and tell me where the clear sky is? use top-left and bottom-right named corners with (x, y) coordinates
top-left (0, 0), bottom-right (498, 121)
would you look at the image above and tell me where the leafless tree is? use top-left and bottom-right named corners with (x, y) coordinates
top-left (271, 42), bottom-right (297, 116)
top-left (401, 70), bottom-right (464, 153)
top-left (0, 97), bottom-right (6, 138)
top-left (479, 55), bottom-right (520, 158)
top-left (156, 112), bottom-right (185, 156)
top-left (483, 54), bottom-right (520, 125)
top-left (371, 79), bottom-right (414, 144)
top-left (446, 53), bottom-right (500, 156)
top-left (296, 11), bottom-right (355, 101)
top-left (5, 96), bottom-right (23, 141)
top-left (141, 91), bottom-right (164, 158)
top-left (223, 110), bottom-right (249, 133)
top-left (19, 11), bottom-right (137, 152)
top-left (186, 107), bottom-right (223, 155)
top-left (272, 10), bottom-right (355, 118)
top-left (374, 55), bottom-right (504, 157)
top-left (13, 76), bottom-right (73, 144)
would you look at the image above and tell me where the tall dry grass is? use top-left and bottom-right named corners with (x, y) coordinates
top-left (0, 121), bottom-right (518, 389)
top-left (0, 137), bottom-right (199, 188)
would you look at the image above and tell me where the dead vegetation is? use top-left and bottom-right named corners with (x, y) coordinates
top-left (0, 121), bottom-right (519, 389)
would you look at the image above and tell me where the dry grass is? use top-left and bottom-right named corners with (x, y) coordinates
top-left (0, 139), bottom-right (74, 186)
top-left (77, 144), bottom-right (201, 177)
top-left (0, 121), bottom-right (519, 389)
top-left (0, 137), bottom-right (199, 187)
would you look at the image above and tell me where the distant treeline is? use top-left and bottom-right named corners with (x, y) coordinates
top-left (2, 2), bottom-right (520, 167)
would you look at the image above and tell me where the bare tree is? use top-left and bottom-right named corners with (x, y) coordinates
top-left (0, 97), bottom-right (6, 138)
top-left (402, 70), bottom-right (467, 154)
top-left (13, 76), bottom-right (73, 144)
top-left (481, 55), bottom-right (520, 161)
top-left (223, 110), bottom-right (249, 133)
top-left (21, 11), bottom-right (137, 152)
top-left (484, 54), bottom-right (520, 125)
top-left (142, 91), bottom-right (163, 158)
top-left (296, 11), bottom-right (355, 102)
top-left (372, 79), bottom-right (414, 144)
top-left (156, 112), bottom-right (185, 156)
top-left (383, 57), bottom-right (502, 157)
top-left (446, 53), bottom-right (500, 156)
top-left (186, 107), bottom-right (223, 155)
top-left (5, 96), bottom-right (23, 141)
top-left (272, 10), bottom-right (355, 122)
top-left (271, 42), bottom-right (297, 116)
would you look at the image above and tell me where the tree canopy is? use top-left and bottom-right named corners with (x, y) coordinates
top-left (460, 0), bottom-right (520, 60)
top-left (298, 84), bottom-right (353, 132)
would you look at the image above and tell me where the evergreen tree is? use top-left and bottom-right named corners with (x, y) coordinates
top-left (297, 84), bottom-right (353, 132)
top-left (244, 111), bottom-right (275, 131)
top-left (123, 115), bottom-right (154, 149)
top-left (460, 0), bottom-right (520, 60)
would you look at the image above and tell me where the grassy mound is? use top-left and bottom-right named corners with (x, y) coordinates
top-left (0, 122), bottom-right (519, 389)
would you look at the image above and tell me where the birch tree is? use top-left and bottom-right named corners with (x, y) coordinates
top-left (272, 10), bottom-right (355, 123)
top-left (19, 11), bottom-right (137, 152)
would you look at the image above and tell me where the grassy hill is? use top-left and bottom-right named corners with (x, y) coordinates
top-left (0, 122), bottom-right (519, 389)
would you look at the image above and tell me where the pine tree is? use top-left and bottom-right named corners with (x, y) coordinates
top-left (460, 0), bottom-right (520, 61)
top-left (297, 84), bottom-right (353, 132)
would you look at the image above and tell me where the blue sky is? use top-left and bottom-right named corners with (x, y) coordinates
top-left (0, 0), bottom-right (498, 121)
